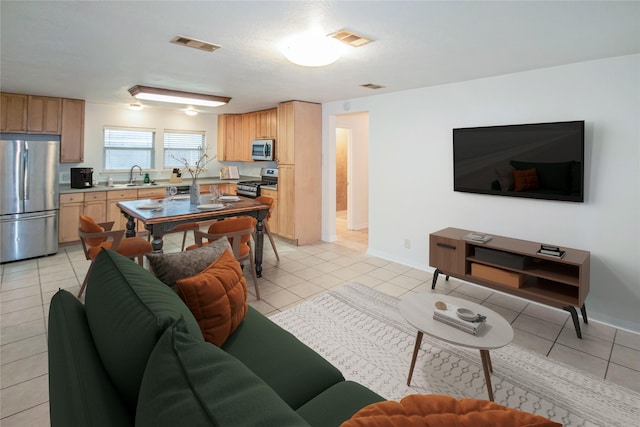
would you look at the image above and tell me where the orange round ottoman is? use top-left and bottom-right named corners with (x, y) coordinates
top-left (340, 394), bottom-right (562, 427)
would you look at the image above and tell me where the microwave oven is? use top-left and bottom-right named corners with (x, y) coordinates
top-left (251, 139), bottom-right (274, 161)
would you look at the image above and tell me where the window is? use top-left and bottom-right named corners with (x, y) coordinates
top-left (163, 130), bottom-right (206, 168)
top-left (104, 127), bottom-right (155, 170)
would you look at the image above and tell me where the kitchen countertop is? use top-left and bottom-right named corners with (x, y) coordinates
top-left (59, 176), bottom-right (260, 194)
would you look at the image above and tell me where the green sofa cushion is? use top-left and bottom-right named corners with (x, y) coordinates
top-left (84, 249), bottom-right (203, 413)
top-left (136, 318), bottom-right (309, 427)
top-left (296, 381), bottom-right (385, 427)
top-left (222, 306), bottom-right (345, 410)
top-left (48, 289), bottom-right (132, 427)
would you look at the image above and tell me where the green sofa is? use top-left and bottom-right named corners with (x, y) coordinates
top-left (48, 249), bottom-right (384, 426)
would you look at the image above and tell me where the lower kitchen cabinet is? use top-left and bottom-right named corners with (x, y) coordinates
top-left (59, 192), bottom-right (107, 243)
top-left (260, 188), bottom-right (278, 235)
top-left (107, 189), bottom-right (138, 232)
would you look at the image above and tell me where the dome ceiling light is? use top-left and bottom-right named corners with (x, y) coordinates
top-left (279, 28), bottom-right (346, 67)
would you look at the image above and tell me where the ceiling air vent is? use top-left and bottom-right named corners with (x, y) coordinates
top-left (361, 83), bottom-right (385, 90)
top-left (329, 30), bottom-right (372, 47)
top-left (170, 36), bottom-right (221, 52)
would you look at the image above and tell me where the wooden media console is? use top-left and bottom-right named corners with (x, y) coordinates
top-left (429, 227), bottom-right (590, 338)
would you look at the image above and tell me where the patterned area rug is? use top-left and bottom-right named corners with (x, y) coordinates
top-left (269, 283), bottom-right (640, 427)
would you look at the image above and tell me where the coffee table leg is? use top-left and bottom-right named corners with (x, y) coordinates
top-left (479, 350), bottom-right (494, 401)
top-left (407, 331), bottom-right (423, 386)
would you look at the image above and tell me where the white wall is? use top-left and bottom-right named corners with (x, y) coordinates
top-left (59, 103), bottom-right (272, 183)
top-left (322, 54), bottom-right (640, 332)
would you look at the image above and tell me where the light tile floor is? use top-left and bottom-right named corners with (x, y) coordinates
top-left (1, 215), bottom-right (639, 424)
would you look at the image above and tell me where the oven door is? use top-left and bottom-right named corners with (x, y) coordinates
top-left (251, 140), bottom-right (273, 161)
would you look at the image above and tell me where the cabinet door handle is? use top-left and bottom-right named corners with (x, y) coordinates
top-left (436, 243), bottom-right (457, 250)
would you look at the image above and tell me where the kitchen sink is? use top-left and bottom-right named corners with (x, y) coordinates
top-left (111, 183), bottom-right (158, 188)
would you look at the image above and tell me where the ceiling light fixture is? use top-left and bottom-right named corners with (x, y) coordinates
top-left (279, 28), bottom-right (346, 67)
top-left (128, 85), bottom-right (231, 107)
top-left (184, 107), bottom-right (198, 116)
top-left (128, 101), bottom-right (144, 111)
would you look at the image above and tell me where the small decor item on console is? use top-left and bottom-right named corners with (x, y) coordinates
top-left (537, 244), bottom-right (566, 258)
top-left (462, 232), bottom-right (492, 243)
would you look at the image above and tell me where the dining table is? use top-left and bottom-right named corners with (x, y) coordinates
top-left (117, 194), bottom-right (271, 277)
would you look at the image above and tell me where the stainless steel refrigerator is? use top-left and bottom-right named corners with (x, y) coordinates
top-left (1, 134), bottom-right (60, 263)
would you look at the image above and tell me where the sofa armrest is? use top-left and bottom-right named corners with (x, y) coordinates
top-left (48, 289), bottom-right (133, 427)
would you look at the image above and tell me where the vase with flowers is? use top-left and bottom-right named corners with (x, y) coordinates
top-left (171, 148), bottom-right (216, 204)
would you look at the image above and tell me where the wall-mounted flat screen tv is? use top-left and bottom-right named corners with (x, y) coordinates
top-left (453, 120), bottom-right (584, 202)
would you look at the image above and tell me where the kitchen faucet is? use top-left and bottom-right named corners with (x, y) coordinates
top-left (129, 165), bottom-right (143, 184)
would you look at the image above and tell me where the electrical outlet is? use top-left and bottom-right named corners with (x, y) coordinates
top-left (60, 172), bottom-right (70, 183)
top-left (404, 239), bottom-right (411, 249)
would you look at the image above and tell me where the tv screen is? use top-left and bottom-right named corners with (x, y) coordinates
top-left (453, 120), bottom-right (585, 202)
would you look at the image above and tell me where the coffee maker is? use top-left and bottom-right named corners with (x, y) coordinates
top-left (70, 168), bottom-right (93, 188)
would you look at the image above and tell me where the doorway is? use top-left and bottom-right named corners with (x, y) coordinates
top-left (334, 113), bottom-right (369, 246)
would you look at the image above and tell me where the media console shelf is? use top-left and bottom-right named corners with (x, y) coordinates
top-left (429, 227), bottom-right (590, 338)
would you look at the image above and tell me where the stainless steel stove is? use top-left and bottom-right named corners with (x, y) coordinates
top-left (236, 168), bottom-right (278, 198)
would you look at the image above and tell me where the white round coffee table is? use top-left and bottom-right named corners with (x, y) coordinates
top-left (399, 292), bottom-right (513, 401)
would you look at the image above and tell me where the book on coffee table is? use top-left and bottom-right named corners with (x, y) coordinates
top-left (433, 303), bottom-right (487, 335)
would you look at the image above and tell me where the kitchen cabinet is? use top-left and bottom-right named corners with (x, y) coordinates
top-left (218, 108), bottom-right (276, 162)
top-left (217, 183), bottom-right (237, 195)
top-left (260, 188), bottom-right (279, 235)
top-left (1, 92), bottom-right (85, 162)
top-left (59, 192), bottom-right (107, 243)
top-left (27, 95), bottom-right (62, 134)
top-left (1, 93), bottom-right (28, 132)
top-left (60, 98), bottom-right (85, 163)
top-left (217, 114), bottom-right (247, 161)
top-left (107, 189), bottom-right (138, 231)
top-left (275, 101), bottom-right (321, 245)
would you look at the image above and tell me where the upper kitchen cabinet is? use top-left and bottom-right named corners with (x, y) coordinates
top-left (1, 92), bottom-right (85, 162)
top-left (276, 101), bottom-right (320, 165)
top-left (27, 95), bottom-right (62, 134)
top-left (217, 114), bottom-right (247, 161)
top-left (1, 93), bottom-right (28, 132)
top-left (60, 98), bottom-right (85, 163)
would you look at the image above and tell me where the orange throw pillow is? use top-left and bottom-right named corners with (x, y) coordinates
top-left (341, 394), bottom-right (561, 427)
top-left (512, 168), bottom-right (540, 192)
top-left (176, 249), bottom-right (248, 347)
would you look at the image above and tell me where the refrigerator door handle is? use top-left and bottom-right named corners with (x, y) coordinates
top-left (0, 212), bottom-right (57, 222)
top-left (23, 142), bottom-right (29, 201)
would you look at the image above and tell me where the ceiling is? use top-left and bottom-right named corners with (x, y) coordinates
top-left (2, 1), bottom-right (639, 115)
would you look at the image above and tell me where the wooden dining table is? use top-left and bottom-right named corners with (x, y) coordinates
top-left (117, 194), bottom-right (271, 276)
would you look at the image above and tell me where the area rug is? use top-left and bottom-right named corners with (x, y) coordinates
top-left (269, 283), bottom-right (640, 427)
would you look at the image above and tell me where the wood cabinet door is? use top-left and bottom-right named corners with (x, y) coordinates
top-left (84, 200), bottom-right (107, 224)
top-left (429, 234), bottom-right (464, 276)
top-left (60, 98), bottom-right (85, 163)
top-left (27, 96), bottom-right (62, 134)
top-left (217, 114), bottom-right (242, 161)
top-left (276, 165), bottom-right (295, 239)
top-left (1, 93), bottom-right (28, 132)
top-left (260, 188), bottom-right (278, 234)
top-left (59, 201), bottom-right (84, 243)
top-left (276, 102), bottom-right (295, 164)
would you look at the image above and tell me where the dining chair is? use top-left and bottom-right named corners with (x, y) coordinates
top-left (255, 195), bottom-right (280, 261)
top-left (77, 215), bottom-right (152, 298)
top-left (150, 195), bottom-right (200, 251)
top-left (189, 216), bottom-right (261, 300)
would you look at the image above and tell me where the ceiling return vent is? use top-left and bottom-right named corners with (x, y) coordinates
top-left (329, 29), bottom-right (372, 47)
top-left (170, 35), bottom-right (221, 52)
top-left (360, 83), bottom-right (385, 90)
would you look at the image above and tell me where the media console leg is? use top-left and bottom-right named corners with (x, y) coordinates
top-left (431, 269), bottom-right (450, 289)
top-left (564, 306), bottom-right (582, 339)
top-left (580, 304), bottom-right (588, 324)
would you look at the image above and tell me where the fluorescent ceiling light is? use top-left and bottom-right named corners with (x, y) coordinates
top-left (279, 29), bottom-right (346, 67)
top-left (128, 85), bottom-right (231, 107)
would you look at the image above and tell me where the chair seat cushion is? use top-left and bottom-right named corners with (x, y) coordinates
top-left (87, 236), bottom-right (151, 259)
top-left (176, 249), bottom-right (248, 347)
top-left (340, 394), bottom-right (561, 427)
